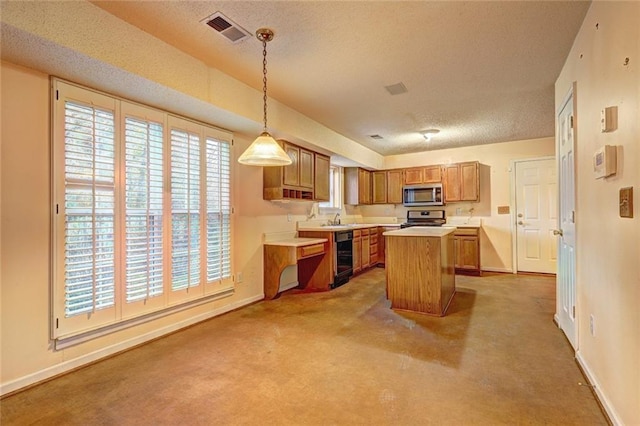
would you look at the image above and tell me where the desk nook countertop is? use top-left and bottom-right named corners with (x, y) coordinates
top-left (263, 238), bottom-right (329, 300)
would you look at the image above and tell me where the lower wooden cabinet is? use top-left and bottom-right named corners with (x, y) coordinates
top-left (353, 230), bottom-right (362, 274)
top-left (361, 229), bottom-right (371, 269)
top-left (369, 229), bottom-right (378, 266)
top-left (353, 226), bottom-right (382, 275)
top-left (453, 227), bottom-right (481, 275)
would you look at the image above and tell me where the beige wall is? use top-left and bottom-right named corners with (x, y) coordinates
top-left (3, 2), bottom-right (637, 422)
top-left (555, 2), bottom-right (639, 424)
top-left (378, 138), bottom-right (556, 272)
top-left (0, 61), bottom-right (304, 392)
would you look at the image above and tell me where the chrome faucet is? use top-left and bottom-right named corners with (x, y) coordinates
top-left (332, 213), bottom-right (341, 225)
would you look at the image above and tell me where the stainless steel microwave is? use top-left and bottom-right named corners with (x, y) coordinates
top-left (403, 183), bottom-right (444, 206)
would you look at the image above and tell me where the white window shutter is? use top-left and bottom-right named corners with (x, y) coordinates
top-left (63, 101), bottom-right (116, 317)
top-left (124, 116), bottom-right (164, 303)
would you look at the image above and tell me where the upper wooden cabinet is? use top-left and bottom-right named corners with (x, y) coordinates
top-left (313, 153), bottom-right (330, 201)
top-left (263, 140), bottom-right (328, 201)
top-left (299, 148), bottom-right (314, 189)
top-left (372, 171), bottom-right (387, 204)
top-left (403, 165), bottom-right (442, 185)
top-left (386, 169), bottom-right (403, 204)
top-left (443, 161), bottom-right (479, 202)
top-left (423, 165), bottom-right (443, 183)
top-left (345, 167), bottom-right (371, 205)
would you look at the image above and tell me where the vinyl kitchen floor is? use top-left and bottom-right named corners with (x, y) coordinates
top-left (1, 270), bottom-right (607, 425)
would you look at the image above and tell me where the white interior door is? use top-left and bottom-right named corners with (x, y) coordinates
top-left (557, 90), bottom-right (577, 349)
top-left (515, 158), bottom-right (558, 274)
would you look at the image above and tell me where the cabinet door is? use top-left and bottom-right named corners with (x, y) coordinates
top-left (372, 171), bottom-right (387, 204)
top-left (459, 237), bottom-right (480, 269)
top-left (361, 232), bottom-right (370, 269)
top-left (422, 165), bottom-right (442, 183)
top-left (282, 142), bottom-right (300, 187)
top-left (353, 232), bottom-right (362, 274)
top-left (314, 153), bottom-right (330, 201)
top-left (369, 228), bottom-right (378, 265)
top-left (299, 148), bottom-right (314, 189)
top-left (460, 162), bottom-right (479, 201)
top-left (386, 170), bottom-right (403, 204)
top-left (443, 164), bottom-right (461, 202)
top-left (404, 167), bottom-right (423, 185)
top-left (358, 169), bottom-right (371, 204)
top-left (453, 236), bottom-right (462, 268)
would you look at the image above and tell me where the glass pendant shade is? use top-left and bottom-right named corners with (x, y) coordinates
top-left (238, 131), bottom-right (292, 166)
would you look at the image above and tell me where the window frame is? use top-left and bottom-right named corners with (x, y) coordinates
top-left (52, 79), bottom-right (234, 342)
top-left (319, 165), bottom-right (343, 214)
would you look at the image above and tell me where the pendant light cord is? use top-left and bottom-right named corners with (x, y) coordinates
top-left (262, 39), bottom-right (269, 133)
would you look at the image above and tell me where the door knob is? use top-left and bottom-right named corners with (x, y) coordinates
top-left (517, 213), bottom-right (523, 218)
top-left (517, 221), bottom-right (524, 225)
top-left (553, 229), bottom-right (563, 236)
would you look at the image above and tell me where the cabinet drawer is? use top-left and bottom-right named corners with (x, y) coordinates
top-left (454, 227), bottom-right (479, 237)
top-left (297, 243), bottom-right (326, 259)
top-left (354, 230), bottom-right (361, 238)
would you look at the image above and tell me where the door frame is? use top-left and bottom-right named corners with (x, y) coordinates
top-left (509, 156), bottom-right (555, 274)
top-left (555, 83), bottom-right (578, 350)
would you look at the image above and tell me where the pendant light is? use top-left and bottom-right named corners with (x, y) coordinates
top-left (238, 28), bottom-right (292, 166)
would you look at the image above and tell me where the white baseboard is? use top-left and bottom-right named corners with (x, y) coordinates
top-left (480, 267), bottom-right (514, 273)
top-left (0, 293), bottom-right (263, 396)
top-left (575, 351), bottom-right (622, 425)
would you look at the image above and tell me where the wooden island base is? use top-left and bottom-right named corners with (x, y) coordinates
top-left (384, 228), bottom-right (456, 317)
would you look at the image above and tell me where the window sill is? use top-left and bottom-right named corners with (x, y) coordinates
top-left (54, 287), bottom-right (234, 350)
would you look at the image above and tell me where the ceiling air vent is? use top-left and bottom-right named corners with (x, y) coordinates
top-left (384, 82), bottom-right (408, 96)
top-left (202, 12), bottom-right (251, 43)
top-left (369, 134), bottom-right (384, 140)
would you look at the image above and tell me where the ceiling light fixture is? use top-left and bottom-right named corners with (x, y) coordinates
top-left (421, 129), bottom-right (440, 141)
top-left (238, 28), bottom-right (292, 166)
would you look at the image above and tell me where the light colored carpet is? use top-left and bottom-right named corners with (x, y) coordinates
top-left (1, 269), bottom-right (607, 425)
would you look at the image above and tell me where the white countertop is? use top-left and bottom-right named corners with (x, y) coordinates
top-left (264, 237), bottom-right (327, 247)
top-left (383, 227), bottom-right (456, 237)
top-left (297, 223), bottom-right (401, 232)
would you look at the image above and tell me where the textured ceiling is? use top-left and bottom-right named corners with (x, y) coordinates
top-left (89, 1), bottom-right (589, 155)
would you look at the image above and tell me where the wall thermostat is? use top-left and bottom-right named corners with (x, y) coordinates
top-left (593, 145), bottom-right (617, 179)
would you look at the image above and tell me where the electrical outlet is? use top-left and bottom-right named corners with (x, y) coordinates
top-left (287, 213), bottom-right (292, 222)
top-left (237, 272), bottom-right (243, 283)
top-left (589, 314), bottom-right (595, 336)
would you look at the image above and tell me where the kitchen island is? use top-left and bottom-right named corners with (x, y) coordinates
top-left (383, 227), bottom-right (456, 316)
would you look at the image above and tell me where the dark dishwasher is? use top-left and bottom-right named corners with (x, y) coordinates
top-left (333, 230), bottom-right (353, 288)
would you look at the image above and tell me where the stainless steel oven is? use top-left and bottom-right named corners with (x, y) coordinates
top-left (401, 209), bottom-right (447, 227)
top-left (333, 230), bottom-right (353, 288)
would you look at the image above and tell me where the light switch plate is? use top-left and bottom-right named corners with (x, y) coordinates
top-left (601, 106), bottom-right (618, 132)
top-left (620, 187), bottom-right (633, 218)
